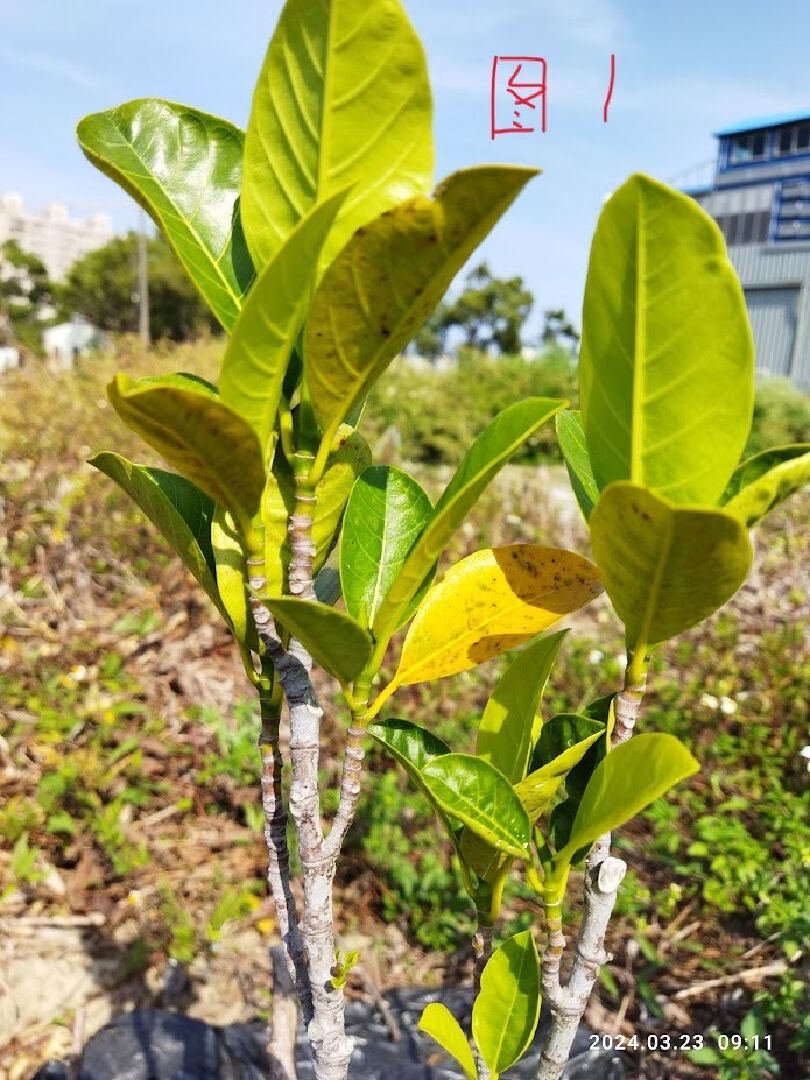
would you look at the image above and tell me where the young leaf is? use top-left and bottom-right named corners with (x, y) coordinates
top-left (512, 773), bottom-right (563, 822)
top-left (418, 1002), bottom-right (476, 1080)
top-left (340, 466), bottom-right (433, 629)
top-left (530, 713), bottom-right (606, 776)
top-left (211, 508), bottom-right (258, 650)
top-left (420, 754), bottom-right (531, 858)
top-left (77, 100), bottom-right (254, 330)
top-left (263, 597), bottom-right (372, 684)
top-left (241, 0), bottom-right (433, 272)
top-left (90, 452), bottom-right (226, 620)
top-left (472, 931), bottom-right (540, 1075)
top-left (390, 546), bottom-right (601, 688)
top-left (304, 166), bottom-right (537, 436)
top-left (721, 444), bottom-right (810, 527)
top-left (476, 631), bottom-right (567, 784)
top-left (556, 733), bottom-right (699, 866)
top-left (107, 373), bottom-right (264, 531)
top-left (370, 397), bottom-right (566, 645)
top-left (580, 173), bottom-right (754, 505)
top-left (590, 482), bottom-right (752, 651)
top-left (556, 410), bottom-right (599, 522)
top-left (310, 430), bottom-right (372, 571)
top-left (548, 701), bottom-right (614, 853)
top-left (459, 828), bottom-right (512, 885)
top-left (218, 192), bottom-right (348, 452)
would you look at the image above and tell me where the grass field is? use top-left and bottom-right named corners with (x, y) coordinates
top-left (1, 343), bottom-right (808, 1078)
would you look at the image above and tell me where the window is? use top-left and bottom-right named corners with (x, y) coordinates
top-left (774, 123), bottom-right (810, 156)
top-left (718, 211), bottom-right (770, 246)
top-left (728, 131), bottom-right (768, 164)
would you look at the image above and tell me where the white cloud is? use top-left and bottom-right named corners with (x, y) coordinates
top-left (3, 50), bottom-right (113, 94)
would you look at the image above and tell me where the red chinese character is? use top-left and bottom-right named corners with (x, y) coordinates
top-left (603, 53), bottom-right (616, 123)
top-left (491, 56), bottom-right (547, 139)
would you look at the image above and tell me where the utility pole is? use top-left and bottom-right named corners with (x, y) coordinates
top-left (137, 210), bottom-right (150, 346)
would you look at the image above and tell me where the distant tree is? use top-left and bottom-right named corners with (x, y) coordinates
top-left (441, 262), bottom-right (534, 355)
top-left (542, 308), bottom-right (580, 353)
top-left (0, 239), bottom-right (56, 353)
top-left (60, 232), bottom-right (220, 340)
top-left (410, 304), bottom-right (450, 360)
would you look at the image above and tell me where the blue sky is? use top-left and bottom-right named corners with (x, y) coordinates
top-left (1, 0), bottom-right (808, 339)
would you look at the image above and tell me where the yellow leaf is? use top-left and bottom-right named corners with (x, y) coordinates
top-left (392, 545), bottom-right (602, 687)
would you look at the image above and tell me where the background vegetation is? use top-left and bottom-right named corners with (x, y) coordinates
top-left (0, 343), bottom-right (808, 1077)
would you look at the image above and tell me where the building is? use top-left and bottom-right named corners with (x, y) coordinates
top-left (0, 193), bottom-right (112, 282)
top-left (686, 111), bottom-right (810, 389)
top-left (42, 315), bottom-right (107, 370)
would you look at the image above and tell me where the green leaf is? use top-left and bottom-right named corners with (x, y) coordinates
top-left (557, 733), bottom-right (699, 865)
top-left (107, 372), bottom-right (264, 532)
top-left (421, 755), bottom-right (531, 858)
top-left (218, 192), bottom-right (348, 452)
top-left (241, 0), bottom-right (433, 273)
top-left (314, 564), bottom-right (341, 606)
top-left (340, 466), bottom-right (433, 630)
top-left (211, 508), bottom-right (258, 649)
top-left (418, 1003), bottom-right (476, 1080)
top-left (590, 482), bottom-right (752, 651)
top-left (530, 714), bottom-right (606, 776)
top-left (580, 173), bottom-right (754, 505)
top-left (472, 931), bottom-right (540, 1075)
top-left (548, 700), bottom-right (614, 854)
top-left (263, 597), bottom-right (372, 684)
top-left (389, 546), bottom-right (601, 689)
top-left (512, 773), bottom-right (564, 822)
top-left (304, 166), bottom-right (537, 436)
top-left (721, 444), bottom-right (810, 527)
top-left (556, 410), bottom-right (598, 522)
top-left (77, 99), bottom-right (254, 331)
top-left (371, 398), bottom-right (566, 646)
top-left (368, 717), bottom-right (451, 776)
top-left (476, 631), bottom-right (567, 784)
top-left (89, 452), bottom-right (225, 620)
top-left (367, 718), bottom-right (458, 842)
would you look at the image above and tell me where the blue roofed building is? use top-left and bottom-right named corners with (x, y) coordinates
top-left (686, 111), bottom-right (810, 389)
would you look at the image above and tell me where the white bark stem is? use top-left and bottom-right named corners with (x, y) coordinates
top-left (258, 672), bottom-right (312, 1032)
top-left (537, 671), bottom-right (647, 1079)
top-left (537, 858), bottom-right (626, 1080)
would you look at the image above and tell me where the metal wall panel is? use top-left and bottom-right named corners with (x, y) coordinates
top-left (727, 244), bottom-right (810, 390)
top-left (744, 287), bottom-right (799, 376)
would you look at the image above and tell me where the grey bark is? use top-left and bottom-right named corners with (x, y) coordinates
top-left (249, 469), bottom-right (353, 1080)
top-left (536, 673), bottom-right (647, 1080)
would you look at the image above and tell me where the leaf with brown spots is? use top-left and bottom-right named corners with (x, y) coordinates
top-left (304, 166), bottom-right (538, 442)
top-left (590, 481), bottom-right (752, 651)
top-left (387, 545), bottom-right (602, 688)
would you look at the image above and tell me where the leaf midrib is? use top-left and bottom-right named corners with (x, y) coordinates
top-left (103, 113), bottom-right (243, 312)
top-left (631, 190), bottom-right (646, 484)
top-left (634, 499), bottom-right (674, 651)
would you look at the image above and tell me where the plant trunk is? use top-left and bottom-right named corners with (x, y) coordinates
top-left (536, 672), bottom-right (646, 1079)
